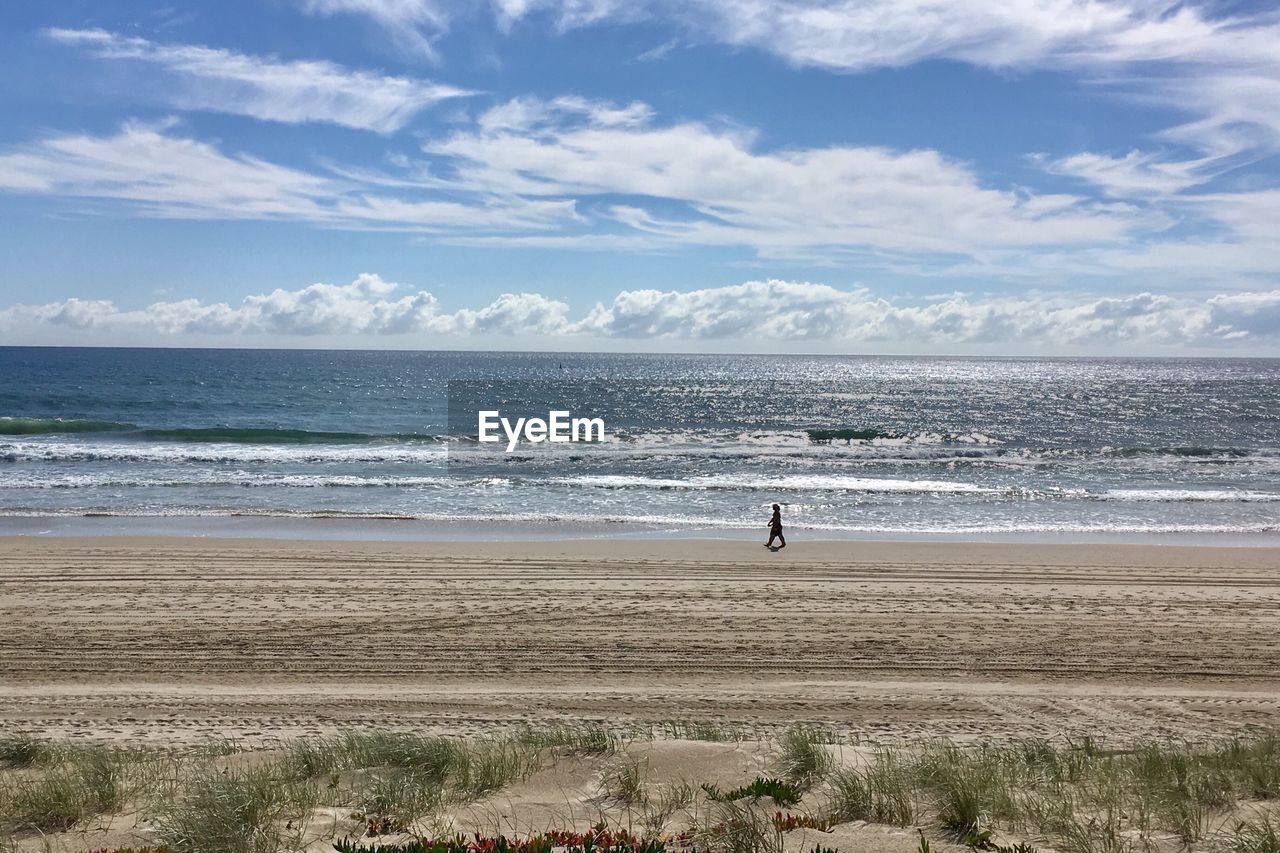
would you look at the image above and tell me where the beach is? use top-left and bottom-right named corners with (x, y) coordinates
top-left (5, 535), bottom-right (1279, 746)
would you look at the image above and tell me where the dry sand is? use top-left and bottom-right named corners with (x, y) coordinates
top-left (2, 535), bottom-right (1279, 745)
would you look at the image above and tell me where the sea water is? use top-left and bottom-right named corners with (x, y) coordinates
top-left (2, 347), bottom-right (1278, 542)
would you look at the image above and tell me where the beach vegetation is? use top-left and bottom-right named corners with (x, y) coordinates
top-left (351, 769), bottom-right (444, 830)
top-left (1228, 814), bottom-right (1280, 853)
top-left (0, 745), bottom-right (130, 832)
top-left (6, 727), bottom-right (1280, 852)
top-left (449, 737), bottom-right (532, 802)
top-left (0, 732), bottom-right (50, 767)
top-left (698, 800), bottom-right (785, 853)
top-left (332, 824), bottom-right (676, 853)
top-left (701, 777), bottom-right (801, 807)
top-left (598, 755), bottom-right (646, 805)
top-left (639, 780), bottom-right (695, 835)
top-left (280, 731), bottom-right (534, 802)
top-left (652, 720), bottom-right (753, 743)
top-left (774, 726), bottom-right (834, 789)
top-left (825, 754), bottom-right (915, 826)
top-left (512, 723), bottom-right (619, 756)
top-left (154, 764), bottom-right (316, 853)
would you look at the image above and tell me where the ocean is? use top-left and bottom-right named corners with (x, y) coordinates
top-left (2, 347), bottom-right (1279, 542)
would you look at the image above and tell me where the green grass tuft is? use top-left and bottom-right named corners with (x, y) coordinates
top-left (599, 755), bottom-right (647, 806)
top-left (1228, 814), bottom-right (1280, 853)
top-left (0, 746), bottom-right (130, 832)
top-left (0, 732), bottom-right (50, 768)
top-left (775, 726), bottom-right (834, 790)
top-left (154, 764), bottom-right (316, 853)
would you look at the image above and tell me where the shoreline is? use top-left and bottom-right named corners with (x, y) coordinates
top-left (2, 513), bottom-right (1279, 547)
top-left (7, 531), bottom-right (1280, 557)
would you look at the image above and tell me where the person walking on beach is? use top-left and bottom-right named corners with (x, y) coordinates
top-left (765, 503), bottom-right (786, 549)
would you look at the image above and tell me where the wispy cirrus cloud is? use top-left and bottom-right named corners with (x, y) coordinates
top-left (290, 0), bottom-right (1280, 75)
top-left (294, 0), bottom-right (1280, 203)
top-left (0, 107), bottom-right (1154, 257)
top-left (1037, 149), bottom-right (1221, 198)
top-left (295, 0), bottom-right (454, 60)
top-left (418, 96), bottom-right (1161, 258)
top-left (1, 101), bottom-right (1275, 287)
top-left (0, 121), bottom-right (576, 230)
top-left (3, 275), bottom-right (1278, 349)
top-left (45, 27), bottom-right (472, 132)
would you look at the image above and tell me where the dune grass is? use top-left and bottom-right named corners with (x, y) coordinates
top-left (698, 799), bottom-right (788, 853)
top-left (279, 731), bottom-right (460, 782)
top-left (639, 780), bottom-right (696, 836)
top-left (825, 753), bottom-right (915, 826)
top-left (351, 769), bottom-right (444, 829)
top-left (652, 720), bottom-right (756, 743)
top-left (279, 730), bottom-right (535, 803)
top-left (0, 733), bottom-right (51, 769)
top-left (154, 764), bottom-right (317, 853)
top-left (598, 755), bottom-right (647, 806)
top-left (818, 733), bottom-right (1280, 851)
top-left (774, 726), bottom-right (835, 790)
top-left (0, 744), bottom-right (138, 833)
top-left (5, 727), bottom-right (1280, 852)
top-left (513, 723), bottom-right (621, 756)
top-left (1229, 814), bottom-right (1280, 853)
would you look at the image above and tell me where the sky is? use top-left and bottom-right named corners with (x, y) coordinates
top-left (0, 0), bottom-right (1278, 354)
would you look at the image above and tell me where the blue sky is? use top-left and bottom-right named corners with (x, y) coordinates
top-left (0, 0), bottom-right (1277, 353)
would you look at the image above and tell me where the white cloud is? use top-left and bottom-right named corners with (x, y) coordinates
top-left (654, 0), bottom-right (1277, 74)
top-left (0, 121), bottom-right (336, 219)
top-left (3, 276), bottom-right (1278, 349)
top-left (0, 111), bottom-right (1157, 261)
top-left (0, 274), bottom-right (576, 339)
top-left (2, 106), bottom-right (1275, 285)
top-left (46, 28), bottom-right (470, 133)
top-left (0, 121), bottom-right (576, 230)
top-left (421, 96), bottom-right (1158, 256)
top-left (312, 0), bottom-right (1219, 69)
top-left (296, 0), bottom-right (453, 60)
top-left (292, 0), bottom-right (1279, 211)
top-left (451, 292), bottom-right (574, 335)
top-left (605, 2), bottom-right (1280, 199)
top-left (1039, 149), bottom-right (1216, 197)
top-left (574, 280), bottom-right (1237, 345)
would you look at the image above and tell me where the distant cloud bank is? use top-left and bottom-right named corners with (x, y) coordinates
top-left (3, 275), bottom-right (1277, 349)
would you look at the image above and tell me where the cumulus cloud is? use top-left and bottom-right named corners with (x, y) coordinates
top-left (45, 28), bottom-right (470, 133)
top-left (0, 274), bottom-right (576, 340)
top-left (574, 281), bottom-right (1268, 346)
top-left (3, 275), bottom-right (1277, 349)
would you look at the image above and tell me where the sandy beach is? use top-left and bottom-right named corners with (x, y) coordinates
top-left (4, 535), bottom-right (1279, 746)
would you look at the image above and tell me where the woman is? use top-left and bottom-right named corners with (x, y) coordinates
top-left (764, 503), bottom-right (786, 549)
